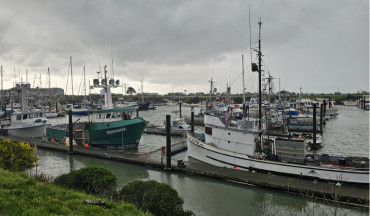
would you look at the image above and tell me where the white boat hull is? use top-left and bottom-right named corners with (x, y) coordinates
top-left (46, 112), bottom-right (58, 118)
top-left (187, 133), bottom-right (369, 184)
top-left (8, 124), bottom-right (48, 138)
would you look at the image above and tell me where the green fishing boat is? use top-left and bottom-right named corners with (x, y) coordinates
top-left (47, 65), bottom-right (149, 149)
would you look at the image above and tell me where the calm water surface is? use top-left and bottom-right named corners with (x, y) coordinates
top-left (36, 105), bottom-right (368, 215)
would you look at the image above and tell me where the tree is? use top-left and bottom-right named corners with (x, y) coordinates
top-left (126, 87), bottom-right (136, 97)
top-left (0, 139), bottom-right (38, 172)
top-left (118, 180), bottom-right (193, 216)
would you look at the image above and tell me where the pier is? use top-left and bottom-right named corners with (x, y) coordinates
top-left (1, 135), bottom-right (368, 206)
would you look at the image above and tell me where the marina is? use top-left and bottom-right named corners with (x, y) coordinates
top-left (0, 1), bottom-right (368, 215)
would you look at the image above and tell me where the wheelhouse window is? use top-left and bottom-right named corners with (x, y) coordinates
top-left (16, 115), bottom-right (22, 120)
top-left (205, 126), bottom-right (212, 135)
top-left (43, 113), bottom-right (46, 117)
top-left (106, 113), bottom-right (111, 119)
top-left (116, 112), bottom-right (121, 117)
top-left (29, 113), bottom-right (33, 118)
top-left (23, 114), bottom-right (28, 120)
top-left (111, 113), bottom-right (117, 118)
top-left (96, 114), bottom-right (101, 119)
top-left (34, 113), bottom-right (39, 118)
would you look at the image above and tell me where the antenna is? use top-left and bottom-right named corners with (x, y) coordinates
top-left (111, 42), bottom-right (114, 79)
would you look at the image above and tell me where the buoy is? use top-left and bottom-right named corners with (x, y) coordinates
top-left (234, 167), bottom-right (240, 170)
top-left (51, 139), bottom-right (55, 143)
top-left (85, 143), bottom-right (89, 147)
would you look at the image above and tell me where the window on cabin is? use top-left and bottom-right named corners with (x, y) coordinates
top-left (43, 113), bottom-right (46, 117)
top-left (133, 111), bottom-right (136, 116)
top-left (34, 113), bottom-right (38, 118)
top-left (205, 127), bottom-right (212, 135)
top-left (23, 114), bottom-right (28, 119)
top-left (96, 114), bottom-right (101, 119)
top-left (106, 113), bottom-right (111, 119)
top-left (29, 113), bottom-right (33, 118)
top-left (117, 112), bottom-right (121, 117)
top-left (112, 113), bottom-right (117, 118)
top-left (16, 115), bottom-right (21, 120)
top-left (101, 114), bottom-right (105, 119)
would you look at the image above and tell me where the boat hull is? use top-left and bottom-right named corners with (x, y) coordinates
top-left (8, 124), bottom-right (48, 138)
top-left (187, 132), bottom-right (369, 184)
top-left (47, 118), bottom-right (148, 149)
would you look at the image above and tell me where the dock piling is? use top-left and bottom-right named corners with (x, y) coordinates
top-left (68, 107), bottom-right (73, 153)
top-left (320, 103), bottom-right (323, 131)
top-left (179, 102), bottom-right (182, 118)
top-left (313, 103), bottom-right (316, 146)
top-left (191, 104), bottom-right (194, 132)
top-left (166, 115), bottom-right (171, 170)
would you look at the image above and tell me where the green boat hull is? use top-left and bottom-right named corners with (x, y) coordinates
top-left (46, 118), bottom-right (148, 149)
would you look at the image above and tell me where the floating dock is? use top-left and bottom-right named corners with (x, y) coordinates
top-left (1, 135), bottom-right (368, 206)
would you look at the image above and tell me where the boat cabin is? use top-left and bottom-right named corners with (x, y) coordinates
top-left (11, 111), bottom-right (48, 126)
top-left (91, 107), bottom-right (137, 123)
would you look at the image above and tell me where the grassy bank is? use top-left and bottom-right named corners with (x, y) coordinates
top-left (0, 169), bottom-right (152, 215)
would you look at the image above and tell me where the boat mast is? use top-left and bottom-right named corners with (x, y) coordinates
top-left (242, 55), bottom-right (245, 104)
top-left (1, 65), bottom-right (2, 106)
top-left (84, 66), bottom-right (86, 102)
top-left (141, 73), bottom-right (144, 103)
top-left (258, 18), bottom-right (262, 131)
top-left (48, 67), bottom-right (51, 112)
top-left (70, 56), bottom-right (74, 102)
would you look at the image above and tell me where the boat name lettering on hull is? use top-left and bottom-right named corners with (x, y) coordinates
top-left (106, 128), bottom-right (127, 135)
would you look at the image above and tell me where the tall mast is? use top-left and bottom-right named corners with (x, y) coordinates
top-left (242, 55), bottom-right (245, 104)
top-left (48, 67), bottom-right (51, 112)
top-left (141, 73), bottom-right (144, 103)
top-left (258, 18), bottom-right (262, 130)
top-left (84, 66), bottom-right (86, 101)
top-left (70, 56), bottom-right (74, 101)
top-left (0, 66), bottom-right (2, 106)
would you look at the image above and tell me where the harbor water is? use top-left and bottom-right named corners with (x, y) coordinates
top-left (32, 105), bottom-right (368, 215)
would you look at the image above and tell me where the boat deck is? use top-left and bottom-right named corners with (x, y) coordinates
top-left (1, 135), bottom-right (368, 206)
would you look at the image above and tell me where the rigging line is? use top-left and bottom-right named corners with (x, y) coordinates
top-left (230, 59), bottom-right (250, 86)
top-left (77, 67), bottom-right (84, 97)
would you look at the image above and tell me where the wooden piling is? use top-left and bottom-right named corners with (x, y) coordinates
top-left (68, 107), bottom-right (73, 153)
top-left (191, 104), bottom-right (194, 132)
top-left (313, 103), bottom-right (316, 146)
top-left (320, 104), bottom-right (323, 131)
top-left (166, 115), bottom-right (171, 169)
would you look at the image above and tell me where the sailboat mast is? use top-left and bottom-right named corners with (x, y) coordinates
top-left (242, 55), bottom-right (245, 104)
top-left (48, 67), bottom-right (51, 112)
top-left (1, 66), bottom-right (2, 106)
top-left (70, 56), bottom-right (74, 101)
top-left (141, 74), bottom-right (144, 103)
top-left (258, 19), bottom-right (262, 131)
top-left (84, 66), bottom-right (86, 101)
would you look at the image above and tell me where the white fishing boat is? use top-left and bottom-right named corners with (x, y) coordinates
top-left (2, 82), bottom-right (51, 138)
top-left (186, 22), bottom-right (369, 184)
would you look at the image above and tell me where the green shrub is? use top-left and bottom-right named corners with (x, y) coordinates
top-left (118, 180), bottom-right (193, 216)
top-left (54, 166), bottom-right (117, 196)
top-left (0, 168), bottom-right (151, 215)
top-left (0, 139), bottom-right (38, 172)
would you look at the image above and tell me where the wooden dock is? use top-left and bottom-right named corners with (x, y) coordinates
top-left (1, 135), bottom-right (368, 206)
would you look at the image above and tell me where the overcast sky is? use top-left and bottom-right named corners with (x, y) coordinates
top-left (0, 0), bottom-right (368, 96)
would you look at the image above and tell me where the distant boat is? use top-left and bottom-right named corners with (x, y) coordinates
top-left (342, 99), bottom-right (357, 106)
top-left (144, 118), bottom-right (190, 136)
